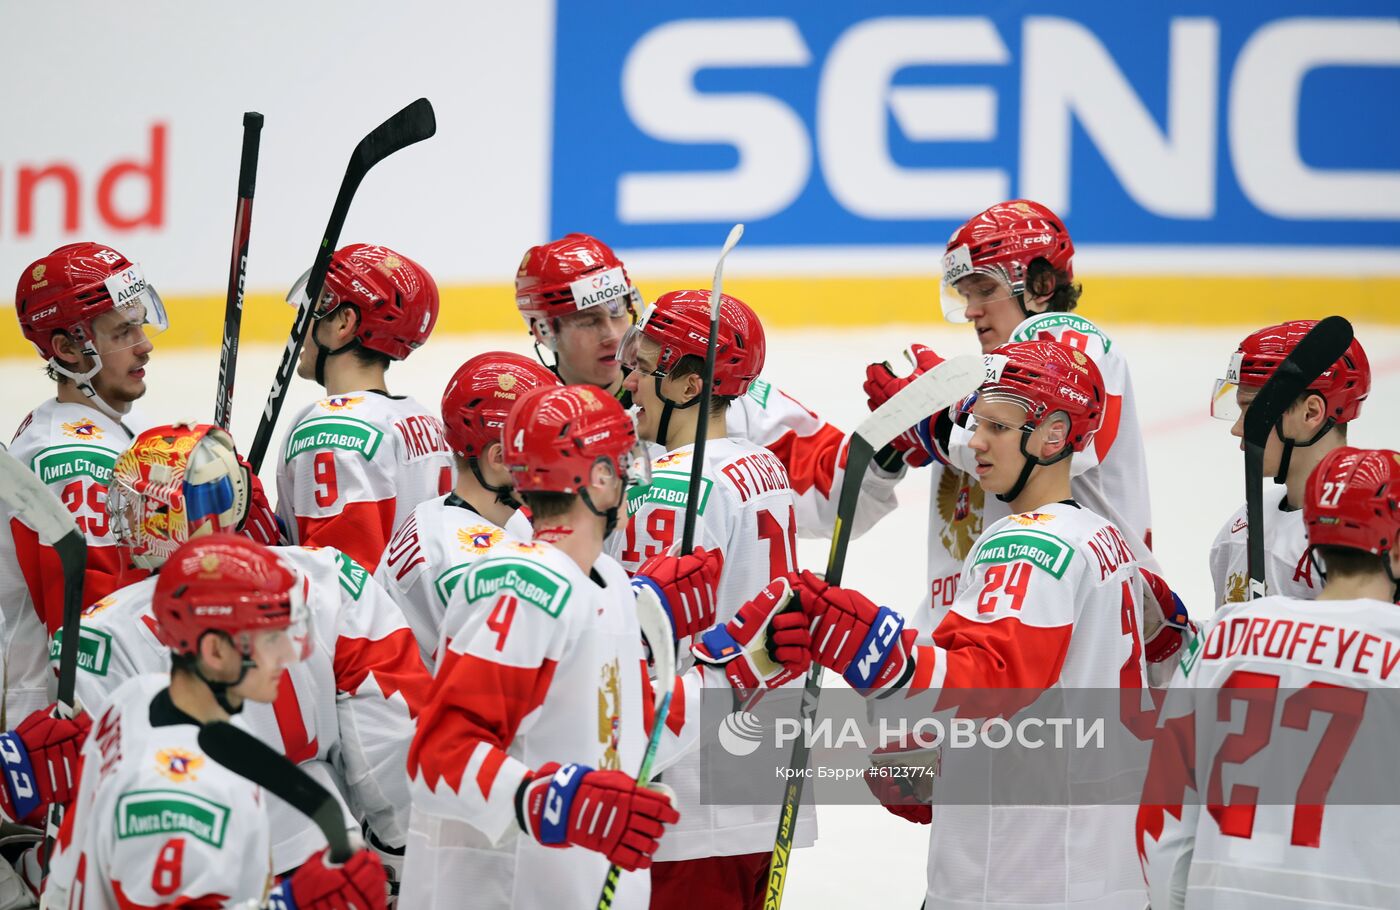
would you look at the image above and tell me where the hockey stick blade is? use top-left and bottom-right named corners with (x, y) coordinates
top-left (681, 223), bottom-right (745, 553)
top-left (246, 98), bottom-right (437, 472)
top-left (1241, 315), bottom-right (1353, 599)
top-left (763, 355), bottom-right (983, 910)
top-left (198, 721), bottom-right (354, 862)
top-left (596, 586), bottom-right (677, 910)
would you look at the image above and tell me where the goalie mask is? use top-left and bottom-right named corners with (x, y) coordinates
top-left (109, 423), bottom-right (251, 571)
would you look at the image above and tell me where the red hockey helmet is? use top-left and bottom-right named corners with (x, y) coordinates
top-left (109, 423), bottom-right (252, 571)
top-left (14, 241), bottom-right (168, 372)
top-left (514, 233), bottom-right (642, 325)
top-left (502, 385), bottom-right (649, 494)
top-left (941, 200), bottom-right (1075, 323)
top-left (290, 244), bottom-right (439, 360)
top-left (153, 534), bottom-right (310, 660)
top-left (617, 289), bottom-right (766, 397)
top-left (1305, 447), bottom-right (1400, 558)
top-left (1211, 320), bottom-right (1371, 425)
top-left (441, 352), bottom-right (562, 459)
top-left (979, 340), bottom-right (1105, 454)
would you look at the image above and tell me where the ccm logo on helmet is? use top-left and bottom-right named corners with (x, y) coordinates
top-left (1058, 385), bottom-right (1090, 406)
top-left (581, 430), bottom-right (612, 445)
top-left (28, 305), bottom-right (59, 323)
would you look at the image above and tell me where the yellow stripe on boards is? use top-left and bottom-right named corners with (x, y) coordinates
top-left (1, 275), bottom-right (1396, 358)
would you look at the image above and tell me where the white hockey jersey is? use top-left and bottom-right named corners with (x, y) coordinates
top-left (0, 398), bottom-right (150, 719)
top-left (606, 438), bottom-right (816, 860)
top-left (55, 546), bottom-right (430, 871)
top-left (374, 494), bottom-right (532, 669)
top-left (908, 500), bottom-right (1157, 909)
top-left (1209, 486), bottom-right (1318, 607)
top-left (404, 541), bottom-right (655, 910)
top-left (276, 391), bottom-right (455, 573)
top-left (46, 674), bottom-right (272, 908)
top-left (918, 312), bottom-right (1154, 637)
top-left (1138, 594), bottom-right (1400, 909)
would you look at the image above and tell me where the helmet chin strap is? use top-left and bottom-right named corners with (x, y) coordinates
top-left (579, 486), bottom-right (622, 537)
top-left (190, 639), bottom-right (257, 715)
top-left (52, 354), bottom-right (127, 423)
top-left (995, 428), bottom-right (1072, 504)
top-left (652, 375), bottom-right (701, 451)
top-left (468, 457), bottom-right (521, 509)
top-left (1273, 417), bottom-right (1336, 485)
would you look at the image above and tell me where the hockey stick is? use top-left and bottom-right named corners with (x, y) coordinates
top-left (680, 223), bottom-right (744, 552)
top-left (0, 443), bottom-right (87, 878)
top-left (595, 584), bottom-right (677, 910)
top-left (214, 112), bottom-right (264, 430)
top-left (246, 98), bottom-right (437, 472)
top-left (763, 356), bottom-right (984, 910)
top-left (198, 720), bottom-right (354, 862)
top-left (1241, 315), bottom-right (1353, 600)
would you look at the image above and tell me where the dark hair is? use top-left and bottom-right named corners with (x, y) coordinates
top-left (1312, 545), bottom-right (1387, 580)
top-left (667, 353), bottom-right (737, 408)
top-left (352, 346), bottom-right (392, 371)
top-left (1026, 259), bottom-right (1081, 313)
top-left (522, 490), bottom-right (578, 521)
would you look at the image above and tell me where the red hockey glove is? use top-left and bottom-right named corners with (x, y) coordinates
top-left (692, 578), bottom-right (812, 691)
top-left (789, 570), bottom-right (916, 695)
top-left (633, 546), bottom-right (723, 641)
top-left (238, 453), bottom-right (284, 546)
top-left (516, 762), bottom-right (680, 871)
top-left (864, 344), bottom-right (945, 413)
top-left (271, 845), bottom-right (388, 910)
top-left (866, 735), bottom-right (941, 825)
top-left (1139, 568), bottom-right (1195, 663)
top-left (0, 705), bottom-right (92, 825)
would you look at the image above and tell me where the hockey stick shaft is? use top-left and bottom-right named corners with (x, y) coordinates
top-left (597, 587), bottom-right (677, 909)
top-left (198, 720), bottom-right (354, 862)
top-left (681, 223), bottom-right (744, 552)
top-left (763, 357), bottom-right (984, 910)
top-left (214, 112), bottom-right (263, 431)
top-left (1241, 315), bottom-right (1353, 599)
top-left (246, 98), bottom-right (436, 472)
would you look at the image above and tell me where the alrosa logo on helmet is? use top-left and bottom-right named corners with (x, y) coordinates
top-left (570, 267), bottom-right (630, 310)
top-left (943, 247), bottom-right (973, 284)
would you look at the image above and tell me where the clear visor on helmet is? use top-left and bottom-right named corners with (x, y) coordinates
top-left (616, 441), bottom-right (653, 489)
top-left (1210, 352), bottom-right (1247, 421)
top-left (939, 246), bottom-right (1017, 323)
top-left (94, 263), bottom-right (168, 353)
top-left (286, 268), bottom-right (342, 320)
top-left (617, 313), bottom-right (661, 375)
top-left (244, 577), bottom-right (314, 665)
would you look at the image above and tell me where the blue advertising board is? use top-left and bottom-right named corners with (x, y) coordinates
top-left (550, 2), bottom-right (1400, 250)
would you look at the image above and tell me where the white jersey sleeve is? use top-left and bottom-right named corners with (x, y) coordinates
top-left (276, 393), bottom-right (454, 573)
top-left (1208, 488), bottom-right (1319, 607)
top-left (727, 378), bottom-right (901, 540)
top-left (47, 675), bottom-right (272, 909)
top-left (0, 399), bottom-right (148, 718)
top-left (374, 495), bottom-right (526, 669)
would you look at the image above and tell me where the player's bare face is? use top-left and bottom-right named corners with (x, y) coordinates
top-left (555, 307), bottom-right (631, 388)
top-left (230, 629), bottom-right (299, 705)
top-left (967, 398), bottom-right (1032, 495)
top-left (88, 308), bottom-right (153, 405)
top-left (1229, 386), bottom-right (1287, 476)
top-left (957, 274), bottom-right (1024, 353)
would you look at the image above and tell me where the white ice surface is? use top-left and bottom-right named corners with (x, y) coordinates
top-left (3, 321), bottom-right (1396, 907)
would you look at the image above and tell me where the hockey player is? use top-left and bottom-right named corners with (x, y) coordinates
top-left (403, 383), bottom-right (736, 909)
top-left (376, 352), bottom-right (560, 667)
top-left (1207, 320), bottom-right (1371, 604)
top-left (776, 341), bottom-right (1186, 909)
top-left (1, 242), bottom-right (165, 718)
top-left (612, 289), bottom-right (813, 908)
top-left (279, 243), bottom-right (454, 573)
top-left (865, 200), bottom-right (1153, 637)
top-left (1139, 446), bottom-right (1400, 909)
top-left (66, 422), bottom-right (429, 883)
top-left (514, 233), bottom-right (900, 539)
top-left (46, 534), bottom-right (387, 910)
